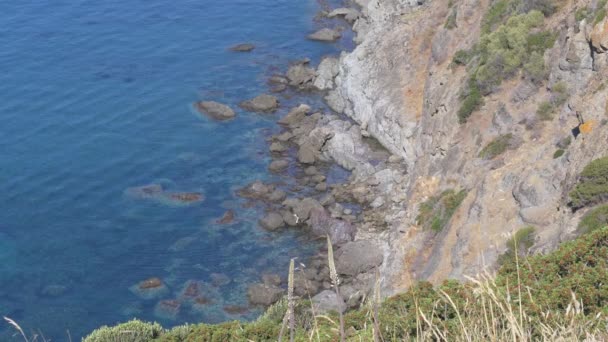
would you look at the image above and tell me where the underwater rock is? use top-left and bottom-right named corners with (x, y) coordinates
top-left (166, 192), bottom-right (204, 203)
top-left (190, 296), bottom-right (212, 313)
top-left (154, 299), bottom-right (181, 320)
top-left (262, 273), bottom-right (281, 286)
top-left (215, 210), bottom-right (235, 225)
top-left (180, 281), bottom-right (202, 298)
top-left (130, 277), bottom-right (169, 300)
top-left (195, 101), bottom-right (236, 121)
top-left (229, 43), bottom-right (255, 52)
top-left (237, 180), bottom-right (272, 199)
top-left (210, 273), bottom-right (231, 287)
top-left (268, 159), bottom-right (289, 173)
top-left (124, 184), bottom-right (163, 199)
top-left (40, 284), bottom-right (68, 297)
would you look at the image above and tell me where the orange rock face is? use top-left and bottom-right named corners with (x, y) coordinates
top-left (590, 18), bottom-right (608, 53)
top-left (139, 277), bottom-right (163, 289)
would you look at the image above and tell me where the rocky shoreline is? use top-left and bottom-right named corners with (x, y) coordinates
top-left (222, 0), bottom-right (415, 314)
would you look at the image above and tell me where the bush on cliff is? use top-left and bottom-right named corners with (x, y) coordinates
top-left (416, 189), bottom-right (467, 232)
top-left (569, 156), bottom-right (608, 209)
top-left (578, 204), bottom-right (608, 234)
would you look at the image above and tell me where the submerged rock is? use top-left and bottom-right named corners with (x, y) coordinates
top-left (268, 159), bottom-right (289, 172)
top-left (223, 305), bottom-right (250, 315)
top-left (229, 43), bottom-right (255, 52)
top-left (130, 277), bottom-right (169, 300)
top-left (124, 184), bottom-right (163, 199)
top-left (215, 210), bottom-right (235, 225)
top-left (195, 101), bottom-right (236, 121)
top-left (210, 273), bottom-right (231, 287)
top-left (239, 94), bottom-right (279, 113)
top-left (166, 192), bottom-right (205, 204)
top-left (307, 28), bottom-right (341, 42)
top-left (154, 299), bottom-right (181, 320)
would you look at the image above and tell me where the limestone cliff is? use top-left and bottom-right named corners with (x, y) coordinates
top-left (321, 0), bottom-right (608, 295)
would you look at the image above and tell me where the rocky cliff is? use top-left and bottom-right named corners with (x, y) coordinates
top-left (317, 0), bottom-right (608, 295)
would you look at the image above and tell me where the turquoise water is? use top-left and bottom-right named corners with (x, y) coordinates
top-left (0, 0), bottom-right (345, 339)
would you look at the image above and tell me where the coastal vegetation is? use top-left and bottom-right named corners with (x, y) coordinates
top-left (68, 227), bottom-right (608, 341)
top-left (416, 189), bottom-right (467, 232)
top-left (569, 156), bottom-right (608, 209)
top-left (478, 134), bottom-right (513, 159)
top-left (455, 0), bottom-right (560, 123)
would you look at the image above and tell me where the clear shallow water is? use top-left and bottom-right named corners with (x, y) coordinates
top-left (0, 0), bottom-right (345, 339)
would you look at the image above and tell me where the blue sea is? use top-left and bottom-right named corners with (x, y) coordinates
top-left (0, 0), bottom-right (347, 339)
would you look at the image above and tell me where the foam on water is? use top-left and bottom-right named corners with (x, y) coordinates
top-left (0, 0), bottom-right (345, 338)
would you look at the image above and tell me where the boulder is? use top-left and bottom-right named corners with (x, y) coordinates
top-left (297, 143), bottom-right (318, 164)
top-left (312, 290), bottom-right (346, 314)
top-left (307, 28), bottom-right (342, 42)
top-left (269, 141), bottom-right (287, 153)
top-left (327, 8), bottom-right (360, 23)
top-left (308, 208), bottom-right (356, 245)
top-left (239, 94), bottom-right (279, 113)
top-left (590, 17), bottom-right (608, 53)
top-left (262, 273), bottom-right (282, 286)
top-left (238, 181), bottom-right (272, 199)
top-left (196, 101), bottom-right (236, 120)
top-left (335, 240), bottom-right (383, 276)
top-left (229, 43), bottom-right (255, 52)
top-left (268, 189), bottom-right (287, 202)
top-left (293, 197), bottom-right (323, 222)
top-left (259, 212), bottom-right (285, 231)
top-left (278, 104), bottom-right (311, 126)
top-left (269, 159), bottom-right (289, 172)
top-left (247, 283), bottom-right (284, 306)
top-left (286, 63), bottom-right (317, 89)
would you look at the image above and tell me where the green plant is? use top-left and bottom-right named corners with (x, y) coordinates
top-left (551, 81), bottom-right (569, 106)
top-left (553, 149), bottom-right (565, 158)
top-left (569, 156), bottom-right (608, 209)
top-left (84, 320), bottom-right (164, 342)
top-left (479, 134), bottom-right (513, 159)
top-left (457, 79), bottom-right (484, 123)
top-left (578, 205), bottom-right (608, 234)
top-left (452, 49), bottom-right (475, 66)
top-left (417, 189), bottom-right (467, 232)
top-left (536, 101), bottom-right (555, 121)
top-left (576, 6), bottom-right (590, 21)
top-left (445, 9), bottom-right (458, 29)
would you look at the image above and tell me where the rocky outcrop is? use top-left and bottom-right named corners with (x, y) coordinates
top-left (196, 101), bottom-right (236, 120)
top-left (307, 28), bottom-right (341, 42)
top-left (247, 283), bottom-right (284, 306)
top-left (239, 94), bottom-right (279, 113)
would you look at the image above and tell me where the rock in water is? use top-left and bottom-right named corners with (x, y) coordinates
top-left (286, 63), bottom-right (316, 89)
top-left (130, 277), bottom-right (169, 300)
top-left (307, 28), bottom-right (341, 42)
top-left (195, 101), bottom-right (236, 120)
top-left (239, 94), bottom-right (279, 113)
top-left (215, 210), bottom-right (235, 225)
top-left (268, 159), bottom-right (289, 172)
top-left (247, 283), bottom-right (284, 306)
top-left (229, 43), bottom-right (255, 52)
top-left (259, 212), bottom-right (285, 231)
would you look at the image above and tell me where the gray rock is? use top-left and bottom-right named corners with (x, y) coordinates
top-left (370, 196), bottom-right (385, 208)
top-left (269, 141), bottom-right (287, 153)
top-left (268, 189), bottom-right (287, 202)
top-left (238, 181), bottom-right (271, 199)
top-left (281, 210), bottom-right (299, 226)
top-left (304, 166), bottom-right (319, 175)
top-left (314, 57), bottom-right (340, 90)
top-left (312, 290), bottom-right (346, 314)
top-left (492, 104), bottom-right (513, 134)
top-left (195, 101), bottom-right (236, 121)
top-left (315, 182), bottom-right (328, 192)
top-left (335, 240), bottom-right (383, 276)
top-left (327, 8), bottom-right (360, 23)
top-left (286, 64), bottom-right (317, 89)
top-left (269, 159), bottom-right (289, 172)
top-left (259, 212), bottom-right (285, 231)
top-left (510, 81), bottom-right (537, 103)
top-left (239, 94), bottom-right (279, 113)
top-left (297, 143), bottom-right (318, 164)
top-left (247, 283), bottom-right (284, 306)
top-left (268, 75), bottom-right (288, 85)
top-left (275, 132), bottom-right (293, 142)
top-left (309, 208), bottom-right (356, 245)
top-left (229, 43), bottom-right (255, 52)
top-left (307, 28), bottom-right (342, 42)
top-left (278, 104), bottom-right (311, 126)
top-left (293, 198), bottom-right (323, 222)
top-left (312, 174), bottom-right (326, 183)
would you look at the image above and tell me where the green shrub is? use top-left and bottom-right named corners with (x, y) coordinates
top-left (536, 101), bottom-right (555, 121)
top-left (569, 156), bottom-right (608, 209)
top-left (417, 189), bottom-right (467, 232)
top-left (445, 9), bottom-right (458, 29)
top-left (479, 133), bottom-right (513, 159)
top-left (84, 320), bottom-right (164, 342)
top-left (482, 0), bottom-right (515, 33)
top-left (452, 48), bottom-right (476, 66)
top-left (578, 205), bottom-right (608, 234)
top-left (457, 80), bottom-right (484, 123)
top-left (551, 81), bottom-right (569, 106)
top-left (497, 227), bottom-right (608, 316)
top-left (576, 6), bottom-right (590, 22)
top-left (498, 226), bottom-right (536, 264)
top-left (553, 149), bottom-right (565, 159)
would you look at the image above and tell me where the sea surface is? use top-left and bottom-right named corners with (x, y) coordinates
top-left (0, 0), bottom-right (346, 339)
